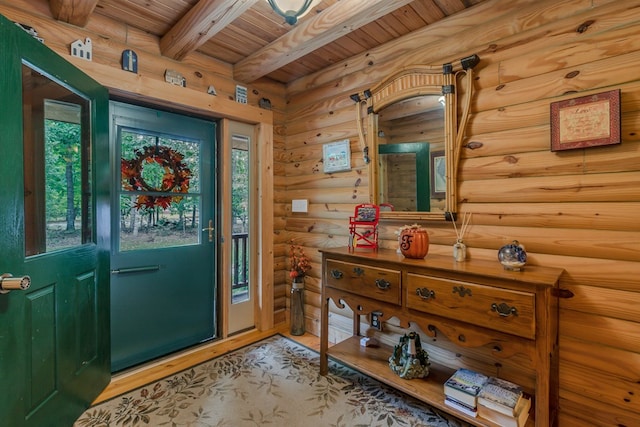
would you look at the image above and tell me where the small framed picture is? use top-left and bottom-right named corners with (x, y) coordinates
top-left (550, 89), bottom-right (621, 151)
top-left (430, 150), bottom-right (446, 199)
top-left (323, 139), bottom-right (351, 173)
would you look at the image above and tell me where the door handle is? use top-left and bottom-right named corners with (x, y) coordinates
top-left (0, 273), bottom-right (31, 294)
top-left (202, 219), bottom-right (215, 242)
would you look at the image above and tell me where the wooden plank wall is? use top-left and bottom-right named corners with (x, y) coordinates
top-left (280, 0), bottom-right (640, 425)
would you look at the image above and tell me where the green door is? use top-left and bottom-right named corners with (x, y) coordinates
top-left (0, 14), bottom-right (110, 427)
top-left (110, 102), bottom-right (217, 371)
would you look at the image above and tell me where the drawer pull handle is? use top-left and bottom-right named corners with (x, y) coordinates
top-left (491, 302), bottom-right (518, 317)
top-left (353, 267), bottom-right (365, 276)
top-left (452, 285), bottom-right (472, 297)
top-left (376, 279), bottom-right (391, 290)
top-left (330, 269), bottom-right (344, 279)
top-left (416, 287), bottom-right (435, 300)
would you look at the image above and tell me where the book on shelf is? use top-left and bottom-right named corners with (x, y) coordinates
top-left (443, 368), bottom-right (489, 408)
top-left (477, 376), bottom-right (524, 416)
top-left (444, 396), bottom-right (478, 418)
top-left (478, 395), bottom-right (531, 427)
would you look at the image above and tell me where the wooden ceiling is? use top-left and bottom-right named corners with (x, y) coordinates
top-left (47, 0), bottom-right (488, 85)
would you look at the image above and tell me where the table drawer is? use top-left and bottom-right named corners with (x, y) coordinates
top-left (325, 259), bottom-right (401, 305)
top-left (406, 274), bottom-right (535, 339)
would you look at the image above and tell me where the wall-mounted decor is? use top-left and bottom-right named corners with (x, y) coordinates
top-left (121, 49), bottom-right (138, 73)
top-left (70, 38), bottom-right (92, 61)
top-left (430, 150), bottom-right (446, 198)
top-left (550, 89), bottom-right (621, 151)
top-left (235, 85), bottom-right (248, 104)
top-left (323, 139), bottom-right (351, 173)
top-left (15, 22), bottom-right (44, 43)
top-left (164, 69), bottom-right (186, 87)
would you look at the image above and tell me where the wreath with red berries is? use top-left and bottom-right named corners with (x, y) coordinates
top-left (121, 145), bottom-right (192, 210)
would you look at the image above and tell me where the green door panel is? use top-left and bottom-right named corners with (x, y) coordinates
top-left (0, 13), bottom-right (110, 427)
top-left (110, 101), bottom-right (217, 371)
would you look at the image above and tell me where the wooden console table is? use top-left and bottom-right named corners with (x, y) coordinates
top-left (320, 247), bottom-right (563, 427)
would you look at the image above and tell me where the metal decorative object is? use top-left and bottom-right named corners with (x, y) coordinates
top-left (266, 0), bottom-right (314, 25)
top-left (388, 332), bottom-right (430, 379)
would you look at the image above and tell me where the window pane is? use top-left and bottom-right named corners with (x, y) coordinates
top-left (22, 64), bottom-right (92, 256)
top-left (231, 137), bottom-right (249, 304)
top-left (118, 129), bottom-right (202, 252)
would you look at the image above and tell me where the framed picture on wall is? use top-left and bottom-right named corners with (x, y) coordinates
top-left (550, 89), bottom-right (621, 151)
top-left (323, 139), bottom-right (351, 173)
top-left (430, 150), bottom-right (446, 199)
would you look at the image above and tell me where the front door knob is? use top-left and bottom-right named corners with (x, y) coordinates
top-left (0, 273), bottom-right (31, 294)
top-left (202, 219), bottom-right (215, 242)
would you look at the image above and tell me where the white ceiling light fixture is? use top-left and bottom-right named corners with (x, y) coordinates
top-left (266, 0), bottom-right (317, 25)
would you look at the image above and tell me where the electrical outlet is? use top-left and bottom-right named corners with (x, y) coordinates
top-left (370, 311), bottom-right (383, 331)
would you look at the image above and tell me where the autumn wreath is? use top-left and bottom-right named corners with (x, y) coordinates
top-left (121, 145), bottom-right (192, 209)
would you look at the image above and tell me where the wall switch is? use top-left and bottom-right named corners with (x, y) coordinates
top-left (292, 199), bottom-right (308, 213)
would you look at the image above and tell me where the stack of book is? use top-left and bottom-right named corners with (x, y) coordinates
top-left (477, 376), bottom-right (531, 427)
top-left (443, 368), bottom-right (489, 417)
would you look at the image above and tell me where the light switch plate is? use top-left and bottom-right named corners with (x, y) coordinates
top-left (292, 199), bottom-right (308, 213)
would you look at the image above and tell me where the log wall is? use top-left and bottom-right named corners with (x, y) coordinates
top-left (2, 0), bottom-right (640, 424)
top-left (280, 0), bottom-right (640, 425)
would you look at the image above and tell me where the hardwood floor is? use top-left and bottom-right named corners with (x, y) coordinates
top-left (94, 324), bottom-right (320, 404)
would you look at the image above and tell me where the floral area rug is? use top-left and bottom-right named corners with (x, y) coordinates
top-left (75, 334), bottom-right (470, 427)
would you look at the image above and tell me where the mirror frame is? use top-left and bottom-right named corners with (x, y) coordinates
top-left (365, 56), bottom-right (479, 221)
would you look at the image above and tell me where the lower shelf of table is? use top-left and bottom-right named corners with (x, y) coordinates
top-left (325, 336), bottom-right (534, 427)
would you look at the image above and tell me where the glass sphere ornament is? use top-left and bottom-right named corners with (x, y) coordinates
top-left (498, 240), bottom-right (527, 271)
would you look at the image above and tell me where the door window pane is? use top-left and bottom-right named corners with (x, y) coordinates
top-left (231, 135), bottom-right (249, 304)
top-left (118, 129), bottom-right (201, 252)
top-left (22, 65), bottom-right (92, 256)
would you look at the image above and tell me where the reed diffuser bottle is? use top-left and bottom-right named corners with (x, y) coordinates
top-left (452, 212), bottom-right (471, 262)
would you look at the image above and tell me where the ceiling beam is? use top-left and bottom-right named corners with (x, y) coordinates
top-left (233, 0), bottom-right (415, 83)
top-left (160, 0), bottom-right (259, 61)
top-left (48, 0), bottom-right (99, 27)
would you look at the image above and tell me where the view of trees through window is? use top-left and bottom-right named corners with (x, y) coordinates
top-left (44, 119), bottom-right (85, 252)
top-left (231, 139), bottom-right (250, 303)
top-left (119, 130), bottom-right (201, 252)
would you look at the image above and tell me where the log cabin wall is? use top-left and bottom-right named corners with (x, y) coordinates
top-left (2, 0), bottom-right (639, 425)
top-left (281, 0), bottom-right (640, 425)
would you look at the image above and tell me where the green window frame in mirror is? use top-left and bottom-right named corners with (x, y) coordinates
top-left (352, 54), bottom-right (479, 222)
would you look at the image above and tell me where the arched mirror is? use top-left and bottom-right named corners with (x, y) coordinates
top-left (358, 55), bottom-right (479, 221)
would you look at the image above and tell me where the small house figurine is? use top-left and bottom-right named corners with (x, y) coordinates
top-left (71, 38), bottom-right (92, 61)
top-left (165, 69), bottom-right (186, 87)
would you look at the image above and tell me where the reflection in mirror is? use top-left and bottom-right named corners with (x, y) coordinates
top-left (377, 94), bottom-right (444, 212)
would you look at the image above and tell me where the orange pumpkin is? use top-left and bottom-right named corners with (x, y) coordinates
top-left (400, 226), bottom-right (429, 259)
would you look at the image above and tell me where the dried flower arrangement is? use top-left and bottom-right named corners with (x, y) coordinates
top-left (289, 241), bottom-right (311, 281)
